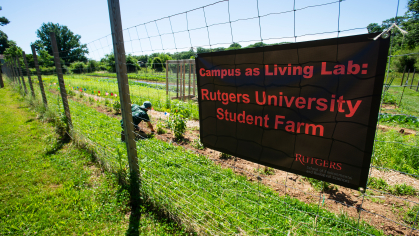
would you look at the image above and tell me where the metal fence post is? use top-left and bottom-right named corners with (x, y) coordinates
top-left (22, 51), bottom-right (35, 98)
top-left (16, 56), bottom-right (28, 94)
top-left (107, 0), bottom-right (141, 217)
top-left (50, 32), bottom-right (73, 129)
top-left (31, 45), bottom-right (48, 107)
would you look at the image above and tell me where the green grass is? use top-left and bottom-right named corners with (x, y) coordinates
top-left (373, 129), bottom-right (419, 176)
top-left (383, 72), bottom-right (419, 117)
top-left (0, 82), bottom-right (188, 235)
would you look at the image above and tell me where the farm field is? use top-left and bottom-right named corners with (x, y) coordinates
top-left (0, 84), bottom-right (188, 235)
top-left (13, 73), bottom-right (418, 235)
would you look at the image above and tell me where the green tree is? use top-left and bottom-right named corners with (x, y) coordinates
top-left (24, 53), bottom-right (35, 68)
top-left (0, 6), bottom-right (10, 26)
top-left (101, 53), bottom-right (115, 72)
top-left (33, 22), bottom-right (88, 64)
top-left (227, 42), bottom-right (242, 50)
top-left (151, 57), bottom-right (163, 72)
top-left (126, 54), bottom-right (139, 72)
top-left (367, 23), bottom-right (385, 33)
top-left (37, 49), bottom-right (54, 67)
top-left (0, 30), bottom-right (8, 54)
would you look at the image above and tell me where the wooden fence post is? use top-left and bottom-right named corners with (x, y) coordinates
top-left (50, 32), bottom-right (73, 129)
top-left (166, 61), bottom-right (169, 96)
top-left (22, 51), bottom-right (35, 98)
top-left (31, 45), bottom-right (48, 107)
top-left (193, 62), bottom-right (196, 96)
top-left (188, 60), bottom-right (191, 98)
top-left (107, 0), bottom-right (141, 217)
top-left (410, 69), bottom-right (415, 89)
top-left (176, 61), bottom-right (179, 98)
top-left (0, 65), bottom-right (4, 88)
top-left (400, 66), bottom-right (406, 86)
top-left (183, 60), bottom-right (186, 101)
top-left (13, 58), bottom-right (22, 87)
top-left (10, 62), bottom-right (15, 82)
top-left (17, 56), bottom-right (28, 94)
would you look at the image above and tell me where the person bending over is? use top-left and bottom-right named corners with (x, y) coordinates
top-left (120, 101), bottom-right (155, 141)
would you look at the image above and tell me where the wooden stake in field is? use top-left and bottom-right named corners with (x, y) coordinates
top-left (22, 51), bottom-right (35, 98)
top-left (399, 69), bottom-right (411, 106)
top-left (13, 59), bottom-right (20, 85)
top-left (166, 60), bottom-right (169, 96)
top-left (400, 66), bottom-right (406, 86)
top-left (50, 32), bottom-right (72, 129)
top-left (107, 0), bottom-right (141, 221)
top-left (16, 56), bottom-right (28, 94)
top-left (176, 61), bottom-right (179, 98)
top-left (10, 61), bottom-right (16, 83)
top-left (31, 45), bottom-right (48, 107)
top-left (188, 60), bottom-right (191, 98)
top-left (193, 62), bottom-right (196, 96)
top-left (410, 69), bottom-right (415, 89)
top-left (183, 60), bottom-right (186, 102)
top-left (0, 65), bottom-right (4, 88)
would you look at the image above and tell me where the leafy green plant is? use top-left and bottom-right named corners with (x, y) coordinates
top-left (220, 152), bottom-right (232, 159)
top-left (304, 177), bottom-right (334, 191)
top-left (104, 99), bottom-right (110, 107)
top-left (256, 166), bottom-right (275, 175)
top-left (156, 121), bottom-right (166, 134)
top-left (368, 177), bottom-right (417, 196)
top-left (170, 113), bottom-right (186, 140)
top-left (67, 89), bottom-right (76, 97)
top-left (192, 137), bottom-right (205, 150)
top-left (393, 183), bottom-right (417, 196)
top-left (379, 113), bottom-right (419, 128)
top-left (113, 100), bottom-right (121, 113)
top-left (382, 92), bottom-right (397, 105)
top-left (404, 204), bottom-right (419, 224)
top-left (368, 177), bottom-right (389, 191)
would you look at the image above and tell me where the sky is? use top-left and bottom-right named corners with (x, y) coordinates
top-left (1, 0), bottom-right (410, 61)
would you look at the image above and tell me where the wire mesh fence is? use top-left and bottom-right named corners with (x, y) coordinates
top-left (2, 0), bottom-right (419, 235)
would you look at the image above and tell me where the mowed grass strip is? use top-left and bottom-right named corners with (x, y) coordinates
top-left (0, 84), bottom-right (187, 236)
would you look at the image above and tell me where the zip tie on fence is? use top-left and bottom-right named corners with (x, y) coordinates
top-left (374, 23), bottom-right (408, 40)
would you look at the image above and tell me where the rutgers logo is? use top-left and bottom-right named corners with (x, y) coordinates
top-left (295, 154), bottom-right (342, 170)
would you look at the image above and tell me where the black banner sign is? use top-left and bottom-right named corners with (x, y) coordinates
top-left (196, 33), bottom-right (390, 190)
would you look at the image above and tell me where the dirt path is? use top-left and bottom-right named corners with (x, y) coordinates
top-left (65, 89), bottom-right (419, 235)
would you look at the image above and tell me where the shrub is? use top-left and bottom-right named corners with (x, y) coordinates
top-left (113, 100), bottom-right (121, 113)
top-left (193, 137), bottom-right (205, 150)
top-left (151, 57), bottom-right (164, 72)
top-left (393, 47), bottom-right (419, 73)
top-left (70, 61), bottom-right (87, 74)
top-left (156, 121), bottom-right (166, 134)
